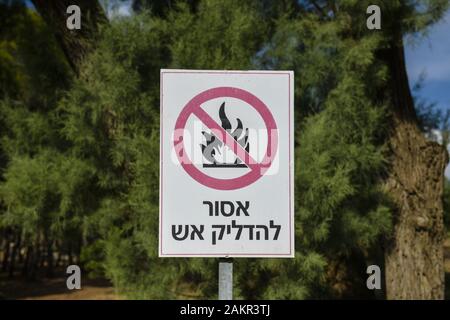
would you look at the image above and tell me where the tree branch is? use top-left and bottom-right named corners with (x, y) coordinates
top-left (31, 0), bottom-right (108, 74)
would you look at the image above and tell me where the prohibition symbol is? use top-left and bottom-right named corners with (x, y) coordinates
top-left (174, 87), bottom-right (278, 190)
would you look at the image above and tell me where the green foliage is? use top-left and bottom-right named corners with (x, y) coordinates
top-left (1, 0), bottom-right (448, 299)
top-left (260, 10), bottom-right (394, 297)
top-left (168, 0), bottom-right (267, 70)
top-left (63, 2), bottom-right (392, 298)
top-left (0, 4), bottom-right (74, 257)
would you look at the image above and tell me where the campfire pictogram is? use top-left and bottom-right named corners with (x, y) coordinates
top-left (201, 102), bottom-right (249, 168)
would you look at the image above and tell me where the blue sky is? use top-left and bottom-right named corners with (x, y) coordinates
top-left (405, 9), bottom-right (450, 113)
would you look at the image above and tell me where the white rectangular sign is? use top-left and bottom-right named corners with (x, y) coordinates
top-left (159, 69), bottom-right (294, 257)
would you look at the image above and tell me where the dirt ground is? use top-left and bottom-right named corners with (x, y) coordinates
top-left (0, 273), bottom-right (121, 300)
top-left (0, 239), bottom-right (449, 300)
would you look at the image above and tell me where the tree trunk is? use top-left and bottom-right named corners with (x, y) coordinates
top-left (31, 0), bottom-right (108, 74)
top-left (68, 243), bottom-right (73, 266)
top-left (22, 246), bottom-right (31, 277)
top-left (8, 233), bottom-right (21, 278)
top-left (383, 40), bottom-right (448, 299)
top-left (46, 239), bottom-right (54, 277)
top-left (28, 234), bottom-right (41, 280)
top-left (1, 230), bottom-right (11, 272)
top-left (326, 250), bottom-right (377, 299)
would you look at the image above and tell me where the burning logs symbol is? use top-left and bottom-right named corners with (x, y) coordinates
top-left (201, 102), bottom-right (249, 168)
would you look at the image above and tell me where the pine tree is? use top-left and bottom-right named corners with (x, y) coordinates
top-left (0, 3), bottom-right (76, 278)
top-left (1, 0), bottom-right (448, 299)
top-left (262, 0), bottom-right (449, 299)
top-left (56, 1), bottom-right (393, 298)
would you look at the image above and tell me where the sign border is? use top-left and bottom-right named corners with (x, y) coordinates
top-left (159, 69), bottom-right (294, 258)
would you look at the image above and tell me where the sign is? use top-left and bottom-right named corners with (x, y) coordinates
top-left (159, 70), bottom-right (294, 257)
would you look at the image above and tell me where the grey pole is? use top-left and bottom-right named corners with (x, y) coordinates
top-left (218, 258), bottom-right (233, 300)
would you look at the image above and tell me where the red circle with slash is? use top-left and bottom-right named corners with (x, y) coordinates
top-left (174, 87), bottom-right (278, 190)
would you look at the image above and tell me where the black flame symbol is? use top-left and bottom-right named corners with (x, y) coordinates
top-left (201, 102), bottom-right (249, 168)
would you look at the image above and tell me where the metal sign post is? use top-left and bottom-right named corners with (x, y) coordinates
top-left (218, 258), bottom-right (233, 300)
